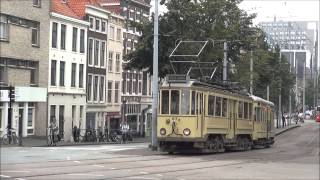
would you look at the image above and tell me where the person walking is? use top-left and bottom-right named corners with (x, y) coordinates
top-left (282, 113), bottom-right (286, 128)
top-left (121, 121), bottom-right (130, 143)
top-left (49, 118), bottom-right (59, 146)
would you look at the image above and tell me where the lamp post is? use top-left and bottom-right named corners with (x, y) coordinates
top-left (151, 0), bottom-right (159, 149)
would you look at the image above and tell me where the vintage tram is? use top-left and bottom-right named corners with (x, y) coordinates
top-left (157, 75), bottom-right (275, 153)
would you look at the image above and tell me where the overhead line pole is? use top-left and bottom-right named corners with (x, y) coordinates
top-left (151, 0), bottom-right (159, 149)
top-left (223, 41), bottom-right (228, 82)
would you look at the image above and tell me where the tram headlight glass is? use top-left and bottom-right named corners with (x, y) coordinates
top-left (160, 128), bottom-right (166, 135)
top-left (183, 128), bottom-right (191, 136)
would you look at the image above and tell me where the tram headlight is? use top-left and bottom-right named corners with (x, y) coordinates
top-left (160, 128), bottom-right (166, 135)
top-left (183, 128), bottom-right (191, 136)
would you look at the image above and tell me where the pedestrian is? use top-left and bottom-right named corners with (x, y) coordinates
top-left (121, 121), bottom-right (130, 143)
top-left (49, 117), bottom-right (58, 146)
top-left (282, 113), bottom-right (286, 127)
top-left (73, 125), bottom-right (78, 142)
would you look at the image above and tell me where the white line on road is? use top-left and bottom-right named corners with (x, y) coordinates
top-left (67, 156), bottom-right (71, 160)
top-left (67, 173), bottom-right (104, 177)
top-left (156, 174), bottom-right (163, 177)
top-left (140, 171), bottom-right (149, 174)
top-left (92, 165), bottom-right (104, 168)
top-left (15, 178), bottom-right (27, 180)
top-left (0, 175), bottom-right (11, 178)
top-left (110, 168), bottom-right (116, 170)
top-left (128, 177), bottom-right (159, 180)
top-left (73, 161), bottom-right (80, 163)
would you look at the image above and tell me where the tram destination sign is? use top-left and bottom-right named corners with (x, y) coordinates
top-left (167, 74), bottom-right (190, 83)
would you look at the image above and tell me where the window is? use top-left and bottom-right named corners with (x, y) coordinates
top-left (222, 98), bottom-right (228, 117)
top-left (71, 63), bottom-right (76, 87)
top-left (249, 103), bottom-right (253, 120)
top-left (115, 82), bottom-right (119, 103)
top-left (72, 105), bottom-right (76, 124)
top-left (116, 53), bottom-right (120, 72)
top-left (33, 0), bottom-right (41, 7)
top-left (108, 81), bottom-right (112, 103)
top-left (181, 90), bottom-right (190, 115)
top-left (99, 76), bottom-right (105, 102)
top-left (122, 73), bottom-right (126, 93)
top-left (80, 29), bottom-right (85, 53)
top-left (109, 26), bottom-right (114, 40)
top-left (58, 106), bottom-right (64, 137)
top-left (79, 64), bottom-right (83, 88)
top-left (215, 97), bottom-right (222, 116)
top-left (138, 74), bottom-right (142, 93)
top-left (87, 75), bottom-right (92, 101)
top-left (238, 101), bottom-right (244, 118)
top-left (0, 103), bottom-right (3, 129)
top-left (88, 39), bottom-right (93, 65)
top-left (244, 102), bottom-right (248, 119)
top-left (142, 71), bottom-right (147, 95)
top-left (171, 90), bottom-right (180, 114)
top-left (93, 76), bottom-right (98, 101)
top-left (94, 40), bottom-right (99, 66)
top-left (116, 28), bottom-right (121, 41)
top-left (59, 61), bottom-right (65, 86)
top-left (108, 52), bottom-right (113, 71)
top-left (0, 15), bottom-right (8, 41)
top-left (100, 42), bottom-right (106, 67)
top-left (60, 24), bottom-right (66, 50)
top-left (72, 27), bottom-right (78, 52)
top-left (51, 60), bottom-right (56, 86)
top-left (50, 105), bottom-right (56, 123)
top-left (95, 19), bottom-right (100, 31)
top-left (89, 17), bottom-right (94, 29)
top-left (208, 95), bottom-right (215, 115)
top-left (51, 22), bottom-right (57, 48)
top-left (30, 69), bottom-right (36, 85)
top-left (161, 90), bottom-right (169, 114)
top-left (31, 26), bottom-right (39, 46)
top-left (101, 21), bottom-right (106, 32)
top-left (80, 106), bottom-right (83, 120)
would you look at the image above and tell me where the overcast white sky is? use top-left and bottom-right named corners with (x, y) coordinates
top-left (151, 0), bottom-right (319, 24)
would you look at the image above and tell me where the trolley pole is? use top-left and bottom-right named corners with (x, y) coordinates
top-left (223, 41), bottom-right (228, 82)
top-left (151, 0), bottom-right (159, 150)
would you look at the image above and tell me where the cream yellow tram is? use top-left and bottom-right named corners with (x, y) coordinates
top-left (157, 75), bottom-right (275, 153)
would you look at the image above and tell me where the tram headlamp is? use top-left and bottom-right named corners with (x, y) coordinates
top-left (160, 128), bottom-right (166, 135)
top-left (183, 128), bottom-right (191, 136)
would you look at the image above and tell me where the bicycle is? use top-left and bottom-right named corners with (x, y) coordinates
top-left (2, 128), bottom-right (19, 145)
top-left (47, 127), bottom-right (60, 146)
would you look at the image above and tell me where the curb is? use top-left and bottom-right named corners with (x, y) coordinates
top-left (275, 124), bottom-right (300, 136)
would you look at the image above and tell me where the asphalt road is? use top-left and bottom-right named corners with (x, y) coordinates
top-left (1, 121), bottom-right (319, 180)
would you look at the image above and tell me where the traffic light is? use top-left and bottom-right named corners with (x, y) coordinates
top-left (8, 86), bottom-right (15, 102)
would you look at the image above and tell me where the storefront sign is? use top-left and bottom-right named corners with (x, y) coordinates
top-left (0, 90), bottom-right (9, 102)
top-left (15, 87), bottom-right (47, 102)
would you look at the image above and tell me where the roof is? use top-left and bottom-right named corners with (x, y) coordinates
top-left (99, 0), bottom-right (121, 15)
top-left (250, 95), bottom-right (274, 106)
top-left (67, 0), bottom-right (103, 18)
top-left (51, 0), bottom-right (81, 19)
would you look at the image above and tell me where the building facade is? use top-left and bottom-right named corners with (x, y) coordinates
top-left (48, 0), bottom-right (89, 141)
top-left (106, 13), bottom-right (124, 131)
top-left (0, 0), bottom-right (50, 137)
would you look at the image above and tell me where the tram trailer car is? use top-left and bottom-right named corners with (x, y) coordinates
top-left (157, 75), bottom-right (275, 153)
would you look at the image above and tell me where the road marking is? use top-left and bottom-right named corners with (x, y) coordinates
top-left (140, 171), bottom-right (149, 174)
top-left (19, 150), bottom-right (27, 153)
top-left (156, 174), bottom-right (163, 177)
top-left (15, 178), bottom-right (26, 180)
top-left (92, 165), bottom-right (104, 168)
top-left (110, 168), bottom-right (116, 170)
top-left (0, 175), bottom-right (11, 178)
top-left (67, 156), bottom-right (71, 160)
top-left (2, 171), bottom-right (30, 173)
top-left (128, 177), bottom-right (159, 180)
top-left (67, 173), bottom-right (104, 177)
top-left (73, 161), bottom-right (80, 163)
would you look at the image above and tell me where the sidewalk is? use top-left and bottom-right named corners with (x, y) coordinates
top-left (1, 136), bottom-right (149, 147)
top-left (274, 124), bottom-right (300, 136)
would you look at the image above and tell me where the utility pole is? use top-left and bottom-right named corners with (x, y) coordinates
top-left (250, 50), bottom-right (253, 94)
top-left (151, 0), bottom-right (159, 149)
top-left (289, 50), bottom-right (292, 125)
top-left (303, 60), bottom-right (306, 115)
top-left (278, 52), bottom-right (282, 129)
top-left (223, 41), bottom-right (228, 82)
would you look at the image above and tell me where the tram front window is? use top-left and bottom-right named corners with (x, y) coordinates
top-left (161, 90), bottom-right (169, 114)
top-left (171, 90), bottom-right (180, 114)
top-left (181, 90), bottom-right (190, 115)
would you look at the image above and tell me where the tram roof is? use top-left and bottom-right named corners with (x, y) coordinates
top-left (250, 95), bottom-right (274, 106)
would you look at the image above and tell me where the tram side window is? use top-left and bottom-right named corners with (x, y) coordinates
top-left (181, 90), bottom-right (190, 115)
top-left (255, 107), bottom-right (261, 121)
top-left (244, 102), bottom-right (248, 119)
top-left (161, 90), bottom-right (169, 114)
top-left (208, 95), bottom-right (215, 116)
top-left (238, 101), bottom-right (244, 119)
top-left (222, 98), bottom-right (228, 117)
top-left (249, 103), bottom-right (253, 120)
top-left (171, 90), bottom-right (180, 114)
top-left (191, 91), bottom-right (196, 115)
top-left (215, 97), bottom-right (222, 116)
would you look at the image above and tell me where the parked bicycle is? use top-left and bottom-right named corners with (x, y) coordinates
top-left (1, 128), bottom-right (19, 145)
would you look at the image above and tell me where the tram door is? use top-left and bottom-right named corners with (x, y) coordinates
top-left (197, 92), bottom-right (204, 136)
top-left (228, 100), bottom-right (236, 139)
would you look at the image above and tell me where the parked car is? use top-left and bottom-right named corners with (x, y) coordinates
top-left (316, 114), bottom-right (320, 122)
